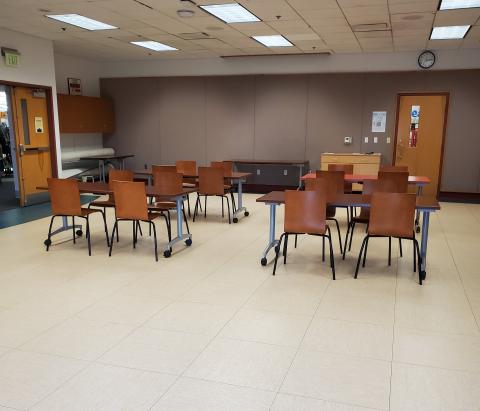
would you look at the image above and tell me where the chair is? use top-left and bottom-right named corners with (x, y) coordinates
top-left (46, 178), bottom-right (109, 256)
top-left (379, 165), bottom-right (409, 173)
top-left (152, 165), bottom-right (177, 173)
top-left (378, 171), bottom-right (409, 193)
top-left (211, 161), bottom-right (236, 213)
top-left (109, 181), bottom-right (166, 261)
top-left (273, 190), bottom-right (335, 279)
top-left (328, 163), bottom-right (355, 222)
top-left (193, 166), bottom-right (232, 224)
top-left (88, 169), bottom-right (134, 213)
top-left (176, 160), bottom-right (197, 217)
top-left (149, 170), bottom-right (190, 244)
top-left (354, 192), bottom-right (422, 284)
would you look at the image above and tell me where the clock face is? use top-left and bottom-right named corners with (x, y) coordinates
top-left (418, 51), bottom-right (435, 69)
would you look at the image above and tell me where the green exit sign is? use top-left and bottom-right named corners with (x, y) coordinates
top-left (5, 52), bottom-right (20, 68)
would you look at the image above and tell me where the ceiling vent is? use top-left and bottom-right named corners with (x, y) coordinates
top-left (179, 32), bottom-right (211, 40)
top-left (352, 23), bottom-right (390, 32)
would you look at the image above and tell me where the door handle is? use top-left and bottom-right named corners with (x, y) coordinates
top-left (19, 144), bottom-right (26, 156)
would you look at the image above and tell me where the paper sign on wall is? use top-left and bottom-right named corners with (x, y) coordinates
top-left (35, 117), bottom-right (44, 133)
top-left (372, 111), bottom-right (387, 133)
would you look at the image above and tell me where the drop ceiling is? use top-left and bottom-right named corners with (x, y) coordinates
top-left (0, 0), bottom-right (479, 61)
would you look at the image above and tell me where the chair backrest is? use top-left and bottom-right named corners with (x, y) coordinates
top-left (379, 165), bottom-right (409, 173)
top-left (153, 171), bottom-right (183, 195)
top-left (48, 178), bottom-right (82, 216)
top-left (315, 170), bottom-right (344, 199)
top-left (284, 190), bottom-right (326, 235)
top-left (112, 181), bottom-right (148, 220)
top-left (211, 161), bottom-right (233, 176)
top-left (176, 160), bottom-right (197, 176)
top-left (369, 192), bottom-right (416, 238)
top-left (152, 165), bottom-right (177, 174)
top-left (328, 163), bottom-right (353, 192)
top-left (108, 169), bottom-right (134, 185)
top-left (198, 166), bottom-right (225, 195)
top-left (378, 171), bottom-right (409, 193)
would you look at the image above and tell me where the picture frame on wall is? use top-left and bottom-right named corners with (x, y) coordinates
top-left (67, 78), bottom-right (82, 95)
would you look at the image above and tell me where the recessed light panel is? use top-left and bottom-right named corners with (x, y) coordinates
top-left (439, 0), bottom-right (480, 10)
top-left (46, 14), bottom-right (117, 30)
top-left (252, 35), bottom-right (293, 47)
top-left (130, 41), bottom-right (178, 51)
top-left (430, 25), bottom-right (470, 39)
top-left (200, 3), bottom-right (259, 23)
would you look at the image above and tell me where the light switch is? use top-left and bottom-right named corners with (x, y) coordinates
top-left (386, 137), bottom-right (391, 144)
top-left (364, 137), bottom-right (369, 143)
top-left (257, 169), bottom-right (261, 175)
top-left (283, 170), bottom-right (288, 176)
top-left (373, 137), bottom-right (378, 144)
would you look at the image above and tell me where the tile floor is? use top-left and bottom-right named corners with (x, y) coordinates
top-left (0, 194), bottom-right (479, 410)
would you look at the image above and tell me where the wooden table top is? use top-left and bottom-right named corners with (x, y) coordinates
top-left (135, 170), bottom-right (252, 179)
top-left (256, 191), bottom-right (440, 211)
top-left (301, 173), bottom-right (430, 185)
top-left (38, 182), bottom-right (196, 199)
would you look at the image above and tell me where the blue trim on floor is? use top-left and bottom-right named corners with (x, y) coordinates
top-left (0, 195), bottom-right (98, 229)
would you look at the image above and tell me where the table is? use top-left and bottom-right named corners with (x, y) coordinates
top-left (38, 182), bottom-right (195, 257)
top-left (135, 170), bottom-right (252, 223)
top-left (80, 154), bottom-right (134, 182)
top-left (302, 173), bottom-right (431, 232)
top-left (256, 191), bottom-right (440, 281)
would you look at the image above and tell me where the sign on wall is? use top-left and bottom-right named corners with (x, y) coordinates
top-left (371, 111), bottom-right (387, 133)
top-left (68, 78), bottom-right (82, 95)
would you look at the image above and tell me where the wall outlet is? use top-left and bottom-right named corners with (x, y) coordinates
top-left (256, 169), bottom-right (261, 175)
top-left (283, 169), bottom-right (288, 176)
top-left (386, 137), bottom-right (391, 144)
top-left (373, 137), bottom-right (378, 144)
top-left (364, 137), bottom-right (369, 143)
top-left (344, 136), bottom-right (352, 145)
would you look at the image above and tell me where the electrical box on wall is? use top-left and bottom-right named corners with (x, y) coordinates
top-left (344, 136), bottom-right (352, 145)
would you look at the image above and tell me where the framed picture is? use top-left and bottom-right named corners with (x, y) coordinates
top-left (67, 78), bottom-right (82, 95)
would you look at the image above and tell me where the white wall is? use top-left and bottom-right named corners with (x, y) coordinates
top-left (99, 48), bottom-right (480, 78)
top-left (0, 28), bottom-right (62, 175)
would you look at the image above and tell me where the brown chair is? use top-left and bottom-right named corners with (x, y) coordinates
top-left (211, 161), bottom-right (237, 213)
top-left (175, 160), bottom-right (198, 217)
top-left (354, 192), bottom-right (422, 284)
top-left (378, 171), bottom-right (409, 194)
top-left (89, 169), bottom-right (134, 212)
top-left (379, 165), bottom-right (409, 173)
top-left (46, 178), bottom-right (109, 255)
top-left (328, 163), bottom-right (354, 193)
top-left (108, 181), bottom-right (165, 261)
top-left (152, 165), bottom-right (177, 174)
top-left (193, 166), bottom-right (232, 224)
top-left (273, 190), bottom-right (335, 279)
top-left (149, 170), bottom-right (190, 243)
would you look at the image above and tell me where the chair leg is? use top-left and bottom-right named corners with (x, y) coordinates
top-left (225, 196), bottom-right (231, 224)
top-left (221, 196), bottom-right (224, 217)
top-left (362, 235), bottom-right (370, 267)
top-left (86, 216), bottom-right (92, 256)
top-left (399, 238), bottom-right (403, 257)
top-left (193, 194), bottom-right (200, 222)
top-left (230, 190), bottom-right (236, 213)
top-left (332, 218), bottom-right (343, 254)
top-left (72, 216), bottom-right (76, 244)
top-left (413, 236), bottom-right (417, 273)
top-left (355, 235), bottom-right (369, 279)
top-left (187, 194), bottom-right (191, 218)
top-left (204, 195), bottom-right (207, 218)
top-left (322, 236), bottom-right (325, 262)
top-left (414, 238), bottom-right (423, 285)
top-left (388, 236), bottom-right (392, 266)
top-left (294, 234), bottom-right (298, 248)
top-left (273, 233), bottom-right (285, 276)
top-left (346, 207), bottom-right (350, 225)
top-left (283, 233), bottom-right (289, 264)
top-left (348, 222), bottom-right (356, 251)
top-left (138, 222), bottom-right (143, 237)
top-left (109, 220), bottom-right (118, 256)
top-left (327, 227), bottom-right (335, 280)
top-left (100, 210), bottom-right (109, 247)
top-left (46, 215), bottom-right (56, 251)
top-left (343, 222), bottom-right (351, 260)
top-left (151, 222), bottom-right (158, 262)
top-left (161, 213), bottom-right (172, 251)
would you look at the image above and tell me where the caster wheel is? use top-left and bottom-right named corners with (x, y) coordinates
top-left (76, 230), bottom-right (83, 237)
top-left (163, 250), bottom-right (172, 258)
top-left (185, 238), bottom-right (192, 246)
top-left (261, 257), bottom-right (267, 266)
top-left (44, 239), bottom-right (52, 247)
top-left (244, 211), bottom-right (249, 217)
top-left (233, 217), bottom-right (238, 223)
top-left (416, 226), bottom-right (421, 233)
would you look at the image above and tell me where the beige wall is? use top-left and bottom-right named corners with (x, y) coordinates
top-left (101, 70), bottom-right (480, 193)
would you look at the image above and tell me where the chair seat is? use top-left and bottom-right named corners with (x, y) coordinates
top-left (89, 199), bottom-right (115, 208)
top-left (149, 201), bottom-right (176, 211)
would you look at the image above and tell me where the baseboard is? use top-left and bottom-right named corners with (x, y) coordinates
top-left (439, 191), bottom-right (480, 203)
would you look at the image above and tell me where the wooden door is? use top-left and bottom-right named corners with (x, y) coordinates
top-left (12, 87), bottom-right (53, 206)
top-left (394, 94), bottom-right (448, 196)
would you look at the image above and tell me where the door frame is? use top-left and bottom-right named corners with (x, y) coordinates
top-left (392, 92), bottom-right (450, 197)
top-left (0, 79), bottom-right (59, 178)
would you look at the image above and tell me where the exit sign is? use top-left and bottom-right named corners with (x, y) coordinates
top-left (4, 52), bottom-right (19, 68)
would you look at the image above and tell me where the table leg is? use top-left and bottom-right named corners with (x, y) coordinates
top-left (163, 195), bottom-right (192, 257)
top-left (415, 185), bottom-right (423, 233)
top-left (261, 203), bottom-right (280, 266)
top-left (419, 210), bottom-right (430, 281)
top-left (99, 160), bottom-right (106, 182)
top-left (45, 216), bottom-right (83, 245)
top-left (232, 178), bottom-right (249, 223)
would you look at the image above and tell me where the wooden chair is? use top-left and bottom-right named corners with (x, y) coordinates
top-left (379, 165), bottom-right (409, 173)
top-left (108, 181), bottom-right (165, 261)
top-left (354, 192), bottom-right (422, 284)
top-left (211, 161), bottom-right (236, 213)
top-left (193, 166), bottom-right (232, 224)
top-left (273, 190), bottom-right (335, 279)
top-left (328, 163), bottom-right (355, 222)
top-left (149, 170), bottom-right (190, 244)
top-left (46, 178), bottom-right (109, 256)
top-left (378, 171), bottom-right (409, 193)
top-left (152, 165), bottom-right (177, 174)
top-left (176, 160), bottom-right (197, 217)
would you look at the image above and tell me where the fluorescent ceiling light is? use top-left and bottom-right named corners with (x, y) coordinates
top-left (199, 3), bottom-right (260, 23)
top-left (252, 35), bottom-right (293, 47)
top-left (46, 14), bottom-right (117, 30)
top-left (130, 41), bottom-right (178, 51)
top-left (439, 0), bottom-right (480, 9)
top-left (430, 25), bottom-right (470, 39)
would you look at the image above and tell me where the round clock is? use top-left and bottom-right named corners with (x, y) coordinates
top-left (418, 50), bottom-right (436, 69)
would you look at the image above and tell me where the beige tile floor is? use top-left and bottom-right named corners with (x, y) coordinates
top-left (0, 194), bottom-right (479, 410)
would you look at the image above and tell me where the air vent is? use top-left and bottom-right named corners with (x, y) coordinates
top-left (179, 32), bottom-right (211, 40)
top-left (352, 23), bottom-right (390, 32)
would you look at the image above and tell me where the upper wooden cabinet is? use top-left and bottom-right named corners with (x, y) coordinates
top-left (57, 94), bottom-right (115, 134)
